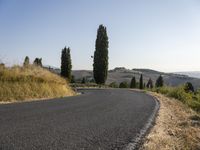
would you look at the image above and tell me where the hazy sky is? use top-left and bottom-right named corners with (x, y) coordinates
top-left (0, 0), bottom-right (200, 72)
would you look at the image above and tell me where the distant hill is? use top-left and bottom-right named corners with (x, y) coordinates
top-left (46, 66), bottom-right (200, 89)
top-left (175, 71), bottom-right (200, 79)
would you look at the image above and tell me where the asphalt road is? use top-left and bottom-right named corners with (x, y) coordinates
top-left (0, 89), bottom-right (157, 150)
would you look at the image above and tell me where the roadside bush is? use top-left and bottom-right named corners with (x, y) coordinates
top-left (184, 82), bottom-right (194, 93)
top-left (109, 82), bottom-right (118, 88)
top-left (152, 85), bottom-right (200, 112)
top-left (187, 100), bottom-right (200, 112)
top-left (119, 81), bottom-right (129, 88)
top-left (153, 86), bottom-right (171, 95)
top-left (167, 87), bottom-right (192, 103)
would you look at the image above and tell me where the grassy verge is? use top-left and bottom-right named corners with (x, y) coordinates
top-left (141, 92), bottom-right (200, 150)
top-left (0, 65), bottom-right (75, 102)
top-left (152, 86), bottom-right (200, 112)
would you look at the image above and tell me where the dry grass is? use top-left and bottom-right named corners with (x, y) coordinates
top-left (141, 92), bottom-right (200, 150)
top-left (0, 65), bottom-right (75, 102)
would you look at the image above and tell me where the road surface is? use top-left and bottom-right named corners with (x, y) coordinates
top-left (0, 89), bottom-right (158, 150)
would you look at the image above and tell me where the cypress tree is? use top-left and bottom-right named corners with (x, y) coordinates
top-left (23, 56), bottom-right (30, 67)
top-left (38, 58), bottom-right (42, 67)
top-left (130, 76), bottom-right (136, 88)
top-left (147, 78), bottom-right (153, 89)
top-left (33, 58), bottom-right (38, 66)
top-left (33, 58), bottom-right (42, 67)
top-left (93, 24), bottom-right (109, 84)
top-left (61, 47), bottom-right (67, 77)
top-left (61, 47), bottom-right (72, 81)
top-left (81, 77), bottom-right (86, 84)
top-left (71, 75), bottom-right (75, 83)
top-left (139, 74), bottom-right (143, 89)
top-left (156, 75), bottom-right (164, 87)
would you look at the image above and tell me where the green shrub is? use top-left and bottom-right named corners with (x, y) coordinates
top-left (152, 86), bottom-right (171, 95)
top-left (151, 85), bottom-right (200, 112)
top-left (184, 82), bottom-right (194, 93)
top-left (119, 81), bottom-right (129, 88)
top-left (109, 82), bottom-right (118, 88)
top-left (167, 87), bottom-right (192, 103)
top-left (187, 100), bottom-right (200, 112)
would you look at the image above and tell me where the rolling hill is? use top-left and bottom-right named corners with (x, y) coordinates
top-left (175, 71), bottom-right (200, 79)
top-left (47, 66), bottom-right (200, 89)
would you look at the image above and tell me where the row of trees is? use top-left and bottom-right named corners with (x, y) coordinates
top-left (59, 24), bottom-right (165, 89)
top-left (22, 24), bottom-right (165, 89)
top-left (23, 56), bottom-right (42, 67)
top-left (60, 24), bottom-right (108, 84)
top-left (111, 75), bottom-right (164, 89)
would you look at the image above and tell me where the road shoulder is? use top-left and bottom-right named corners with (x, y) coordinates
top-left (140, 92), bottom-right (200, 150)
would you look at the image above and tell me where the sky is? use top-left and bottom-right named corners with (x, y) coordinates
top-left (0, 0), bottom-right (200, 72)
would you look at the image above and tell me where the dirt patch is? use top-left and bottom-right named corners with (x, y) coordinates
top-left (141, 92), bottom-right (200, 150)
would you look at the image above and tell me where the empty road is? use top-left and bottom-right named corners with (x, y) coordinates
top-left (0, 89), bottom-right (158, 150)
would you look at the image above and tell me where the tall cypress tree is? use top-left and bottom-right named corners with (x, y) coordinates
top-left (139, 74), bottom-right (143, 89)
top-left (130, 76), bottom-right (136, 88)
top-left (156, 75), bottom-right (164, 87)
top-left (147, 78), bottom-right (153, 89)
top-left (93, 24), bottom-right (109, 84)
top-left (61, 48), bottom-right (67, 77)
top-left (61, 47), bottom-right (72, 81)
top-left (23, 56), bottom-right (30, 67)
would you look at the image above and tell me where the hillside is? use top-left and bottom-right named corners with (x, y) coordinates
top-left (72, 68), bottom-right (200, 89)
top-left (0, 65), bottom-right (74, 102)
top-left (47, 66), bottom-right (200, 89)
top-left (175, 71), bottom-right (200, 79)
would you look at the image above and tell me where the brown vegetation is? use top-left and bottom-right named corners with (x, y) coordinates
top-left (141, 92), bottom-right (200, 150)
top-left (0, 65), bottom-right (75, 102)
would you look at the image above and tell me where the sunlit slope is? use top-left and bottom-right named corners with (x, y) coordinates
top-left (0, 65), bottom-right (74, 102)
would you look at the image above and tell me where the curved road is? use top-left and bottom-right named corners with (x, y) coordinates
top-left (0, 89), bottom-right (157, 150)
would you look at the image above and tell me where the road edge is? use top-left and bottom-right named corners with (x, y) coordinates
top-left (125, 91), bottom-right (160, 150)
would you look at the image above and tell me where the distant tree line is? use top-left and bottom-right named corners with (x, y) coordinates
top-left (109, 74), bottom-right (164, 89)
top-left (23, 56), bottom-right (43, 67)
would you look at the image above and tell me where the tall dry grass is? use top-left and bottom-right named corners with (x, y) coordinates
top-left (141, 92), bottom-right (200, 150)
top-left (0, 65), bottom-right (74, 102)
